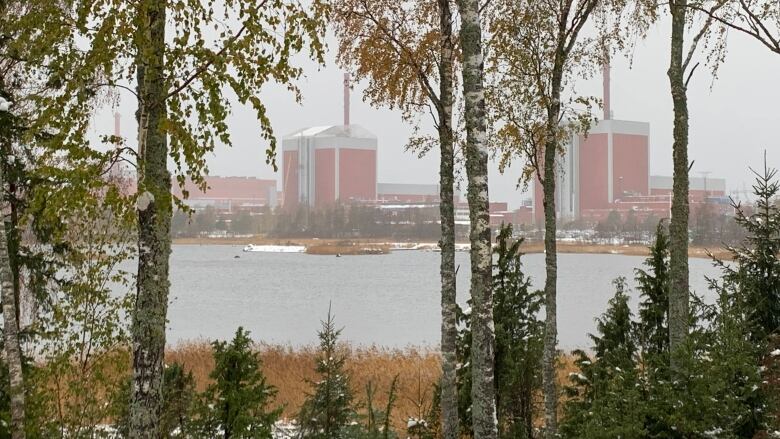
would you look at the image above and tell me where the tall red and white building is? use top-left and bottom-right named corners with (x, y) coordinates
top-left (282, 74), bottom-right (378, 209)
top-left (282, 125), bottom-right (377, 208)
top-left (531, 59), bottom-right (728, 225)
top-left (533, 61), bottom-right (650, 223)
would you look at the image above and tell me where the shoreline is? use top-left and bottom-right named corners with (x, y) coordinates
top-left (173, 236), bottom-right (731, 259)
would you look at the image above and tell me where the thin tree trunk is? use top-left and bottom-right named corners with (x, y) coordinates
top-left (438, 1), bottom-right (458, 438)
top-left (541, 93), bottom-right (560, 439)
top-left (1, 162), bottom-right (25, 439)
top-left (456, 1), bottom-right (497, 439)
top-left (129, 1), bottom-right (171, 437)
top-left (539, 33), bottom-right (569, 433)
top-left (667, 0), bottom-right (690, 371)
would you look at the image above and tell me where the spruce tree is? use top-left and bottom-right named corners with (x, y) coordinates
top-left (635, 221), bottom-right (671, 364)
top-left (457, 225), bottom-right (544, 438)
top-left (718, 160), bottom-right (780, 341)
top-left (161, 363), bottom-right (197, 438)
top-left (492, 225), bottom-right (544, 439)
top-left (633, 222), bottom-right (675, 437)
top-left (561, 278), bottom-right (644, 438)
top-left (695, 159), bottom-right (780, 436)
top-left (198, 327), bottom-right (280, 439)
top-left (298, 309), bottom-right (356, 439)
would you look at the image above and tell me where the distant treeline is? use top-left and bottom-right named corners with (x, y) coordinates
top-left (173, 202), bottom-right (746, 246)
top-left (172, 203), bottom-right (450, 241)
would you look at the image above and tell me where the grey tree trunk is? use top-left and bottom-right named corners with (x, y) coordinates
top-left (456, 1), bottom-right (498, 439)
top-left (541, 75), bottom-right (562, 439)
top-left (0, 163), bottom-right (25, 439)
top-left (437, 1), bottom-right (458, 438)
top-left (129, 2), bottom-right (171, 437)
top-left (667, 0), bottom-right (690, 371)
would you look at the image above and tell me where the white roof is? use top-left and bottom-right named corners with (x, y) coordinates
top-left (283, 124), bottom-right (377, 140)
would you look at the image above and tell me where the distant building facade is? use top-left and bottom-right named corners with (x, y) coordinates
top-left (530, 59), bottom-right (729, 226)
top-left (282, 125), bottom-right (378, 209)
top-left (173, 176), bottom-right (278, 213)
top-left (533, 118), bottom-right (650, 224)
top-left (649, 175), bottom-right (726, 201)
top-left (377, 183), bottom-right (462, 204)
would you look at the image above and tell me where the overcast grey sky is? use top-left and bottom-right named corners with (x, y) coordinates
top-left (92, 16), bottom-right (780, 209)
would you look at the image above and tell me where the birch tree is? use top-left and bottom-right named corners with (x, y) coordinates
top-left (651, 0), bottom-right (720, 371)
top-left (486, 1), bottom-right (607, 435)
top-left (330, 2), bottom-right (459, 437)
top-left (691, 0), bottom-right (779, 55)
top-left (455, 1), bottom-right (497, 438)
top-left (0, 2), bottom-right (134, 435)
top-left (0, 152), bottom-right (24, 439)
top-left (128, 1), bottom-right (325, 436)
top-left (15, 0), bottom-right (326, 434)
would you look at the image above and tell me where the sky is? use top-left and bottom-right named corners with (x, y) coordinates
top-left (91, 15), bottom-right (780, 209)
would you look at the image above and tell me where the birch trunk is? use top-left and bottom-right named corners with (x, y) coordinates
top-left (541, 76), bottom-right (562, 439)
top-left (437, 1), bottom-right (458, 438)
top-left (667, 0), bottom-right (690, 371)
top-left (456, 1), bottom-right (497, 438)
top-left (129, 1), bottom-right (171, 437)
top-left (0, 162), bottom-right (25, 439)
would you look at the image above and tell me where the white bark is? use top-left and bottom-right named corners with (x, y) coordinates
top-left (457, 1), bottom-right (498, 438)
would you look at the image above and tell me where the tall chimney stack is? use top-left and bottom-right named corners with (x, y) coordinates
top-left (343, 73), bottom-right (350, 126)
top-left (602, 56), bottom-right (611, 120)
top-left (114, 112), bottom-right (121, 137)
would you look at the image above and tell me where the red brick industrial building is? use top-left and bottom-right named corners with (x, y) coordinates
top-left (282, 124), bottom-right (378, 209)
top-left (282, 74), bottom-right (379, 210)
top-left (532, 61), bottom-right (727, 226)
top-left (172, 176), bottom-right (278, 213)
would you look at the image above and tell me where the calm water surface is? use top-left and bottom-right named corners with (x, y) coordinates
top-left (168, 245), bottom-right (721, 349)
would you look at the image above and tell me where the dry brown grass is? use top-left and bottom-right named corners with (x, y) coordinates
top-left (518, 241), bottom-right (731, 260)
top-left (305, 244), bottom-right (390, 255)
top-left (166, 341), bottom-right (589, 431)
top-left (166, 342), bottom-right (439, 430)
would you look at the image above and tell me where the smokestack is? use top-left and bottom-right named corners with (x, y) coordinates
top-left (602, 56), bottom-right (611, 120)
top-left (343, 73), bottom-right (350, 126)
top-left (114, 112), bottom-right (121, 137)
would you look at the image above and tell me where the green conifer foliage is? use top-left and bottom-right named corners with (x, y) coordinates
top-left (161, 363), bottom-right (197, 438)
top-left (562, 167), bottom-right (780, 437)
top-left (198, 327), bottom-right (281, 439)
top-left (298, 309), bottom-right (356, 439)
top-left (635, 221), bottom-right (671, 364)
top-left (718, 160), bottom-right (780, 341)
top-left (561, 279), bottom-right (644, 438)
top-left (457, 224), bottom-right (544, 439)
top-left (492, 225), bottom-right (544, 439)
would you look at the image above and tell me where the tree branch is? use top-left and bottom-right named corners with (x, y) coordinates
top-left (164, 0), bottom-right (265, 101)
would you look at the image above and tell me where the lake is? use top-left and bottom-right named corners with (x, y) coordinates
top-left (167, 245), bottom-right (721, 350)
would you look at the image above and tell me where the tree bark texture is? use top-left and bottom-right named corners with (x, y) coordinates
top-left (129, 1), bottom-right (171, 437)
top-left (541, 72), bottom-right (562, 439)
top-left (0, 162), bottom-right (25, 439)
top-left (456, 1), bottom-right (498, 439)
top-left (667, 0), bottom-right (690, 372)
top-left (437, 1), bottom-right (458, 438)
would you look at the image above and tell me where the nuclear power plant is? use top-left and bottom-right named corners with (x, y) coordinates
top-left (281, 74), bottom-right (379, 209)
top-left (148, 62), bottom-right (729, 228)
top-left (533, 60), bottom-right (727, 224)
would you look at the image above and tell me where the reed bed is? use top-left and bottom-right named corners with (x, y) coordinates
top-left (166, 342), bottom-right (440, 430)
